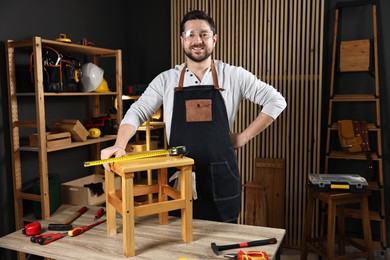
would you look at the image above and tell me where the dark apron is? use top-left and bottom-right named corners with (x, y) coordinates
top-left (169, 61), bottom-right (241, 222)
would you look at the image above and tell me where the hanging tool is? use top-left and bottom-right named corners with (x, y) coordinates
top-left (224, 250), bottom-right (269, 260)
top-left (94, 208), bottom-right (105, 221)
top-left (211, 238), bottom-right (277, 255)
top-left (83, 146), bottom-right (187, 167)
top-left (68, 219), bottom-right (106, 237)
top-left (48, 206), bottom-right (88, 231)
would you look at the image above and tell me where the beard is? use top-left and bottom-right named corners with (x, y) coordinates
top-left (184, 44), bottom-right (213, 62)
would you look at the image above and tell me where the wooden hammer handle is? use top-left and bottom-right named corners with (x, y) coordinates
top-left (60, 206), bottom-right (88, 224)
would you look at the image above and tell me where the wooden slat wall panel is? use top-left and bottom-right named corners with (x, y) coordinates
top-left (171, 0), bottom-right (324, 248)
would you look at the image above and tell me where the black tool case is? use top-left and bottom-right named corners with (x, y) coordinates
top-left (308, 174), bottom-right (368, 192)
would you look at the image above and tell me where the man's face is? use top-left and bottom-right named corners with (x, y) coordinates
top-left (181, 20), bottom-right (217, 63)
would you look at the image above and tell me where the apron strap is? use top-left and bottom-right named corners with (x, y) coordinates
top-left (175, 60), bottom-right (224, 91)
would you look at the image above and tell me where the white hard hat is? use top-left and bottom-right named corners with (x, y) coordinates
top-left (80, 63), bottom-right (104, 92)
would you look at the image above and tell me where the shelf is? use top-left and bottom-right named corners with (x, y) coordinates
top-left (20, 135), bottom-right (117, 152)
top-left (8, 37), bottom-right (119, 56)
top-left (16, 91), bottom-right (119, 97)
top-left (330, 94), bottom-right (378, 102)
top-left (329, 122), bottom-right (379, 130)
top-left (327, 150), bottom-right (380, 160)
top-left (322, 3), bottom-right (386, 257)
top-left (6, 36), bottom-right (123, 232)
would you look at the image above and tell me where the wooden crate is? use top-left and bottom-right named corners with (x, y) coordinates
top-left (51, 119), bottom-right (89, 142)
top-left (29, 132), bottom-right (71, 148)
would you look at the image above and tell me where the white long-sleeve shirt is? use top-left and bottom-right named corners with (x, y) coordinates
top-left (121, 60), bottom-right (287, 142)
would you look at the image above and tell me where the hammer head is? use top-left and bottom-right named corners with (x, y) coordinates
top-left (211, 242), bottom-right (220, 255)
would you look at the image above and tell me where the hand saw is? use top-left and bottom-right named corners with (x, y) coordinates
top-left (83, 146), bottom-right (187, 167)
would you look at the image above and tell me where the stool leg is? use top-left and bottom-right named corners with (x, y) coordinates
top-left (300, 188), bottom-right (314, 260)
top-left (327, 199), bottom-right (336, 259)
top-left (337, 205), bottom-right (345, 255)
top-left (361, 196), bottom-right (374, 260)
top-left (123, 176), bottom-right (135, 257)
top-left (105, 170), bottom-right (117, 236)
top-left (158, 168), bottom-right (168, 224)
top-left (181, 165), bottom-right (193, 243)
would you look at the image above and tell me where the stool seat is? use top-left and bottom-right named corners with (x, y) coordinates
top-left (105, 155), bottom-right (194, 257)
top-left (301, 187), bottom-right (374, 260)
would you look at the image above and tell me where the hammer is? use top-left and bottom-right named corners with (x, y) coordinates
top-left (211, 237), bottom-right (277, 255)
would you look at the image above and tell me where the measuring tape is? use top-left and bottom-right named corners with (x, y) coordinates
top-left (83, 146), bottom-right (187, 167)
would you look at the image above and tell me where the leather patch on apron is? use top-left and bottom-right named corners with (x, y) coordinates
top-left (185, 99), bottom-right (212, 122)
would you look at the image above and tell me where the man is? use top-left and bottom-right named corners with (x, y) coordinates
top-left (101, 10), bottom-right (286, 223)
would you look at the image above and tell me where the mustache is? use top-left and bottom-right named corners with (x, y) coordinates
top-left (190, 44), bottom-right (205, 48)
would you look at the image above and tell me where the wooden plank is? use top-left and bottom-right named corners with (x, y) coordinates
top-left (339, 40), bottom-right (370, 72)
top-left (244, 182), bottom-right (267, 226)
top-left (254, 158), bottom-right (285, 229)
top-left (32, 36), bottom-right (51, 220)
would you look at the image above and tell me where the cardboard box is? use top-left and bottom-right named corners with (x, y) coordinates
top-left (29, 132), bottom-right (72, 148)
top-left (51, 120), bottom-right (89, 142)
top-left (61, 174), bottom-right (121, 205)
top-left (126, 141), bottom-right (158, 152)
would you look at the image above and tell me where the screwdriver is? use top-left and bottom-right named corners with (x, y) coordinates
top-left (94, 208), bottom-right (105, 220)
top-left (68, 219), bottom-right (106, 237)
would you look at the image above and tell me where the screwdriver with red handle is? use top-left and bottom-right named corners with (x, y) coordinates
top-left (68, 219), bottom-right (106, 237)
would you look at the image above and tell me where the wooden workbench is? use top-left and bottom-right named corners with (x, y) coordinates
top-left (0, 205), bottom-right (285, 259)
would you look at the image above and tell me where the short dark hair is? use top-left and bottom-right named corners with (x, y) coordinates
top-left (180, 10), bottom-right (216, 35)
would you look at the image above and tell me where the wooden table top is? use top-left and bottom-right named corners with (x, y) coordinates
top-left (112, 155), bottom-right (194, 176)
top-left (0, 205), bottom-right (285, 259)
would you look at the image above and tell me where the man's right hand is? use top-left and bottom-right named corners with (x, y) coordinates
top-left (100, 146), bottom-right (127, 171)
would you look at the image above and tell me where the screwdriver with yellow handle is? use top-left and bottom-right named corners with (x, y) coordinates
top-left (68, 219), bottom-right (106, 237)
top-left (36, 220), bottom-right (106, 245)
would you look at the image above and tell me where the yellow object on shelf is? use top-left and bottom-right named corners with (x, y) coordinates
top-left (56, 33), bottom-right (71, 43)
top-left (88, 128), bottom-right (101, 139)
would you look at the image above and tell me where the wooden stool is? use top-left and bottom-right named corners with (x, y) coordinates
top-left (105, 155), bottom-right (194, 257)
top-left (301, 187), bottom-right (374, 260)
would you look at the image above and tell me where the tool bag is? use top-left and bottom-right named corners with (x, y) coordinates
top-left (30, 46), bottom-right (81, 92)
top-left (83, 115), bottom-right (113, 137)
top-left (337, 120), bottom-right (370, 153)
top-left (337, 120), bottom-right (373, 174)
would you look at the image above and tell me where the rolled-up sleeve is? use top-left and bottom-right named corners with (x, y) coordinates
top-left (239, 67), bottom-right (286, 119)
